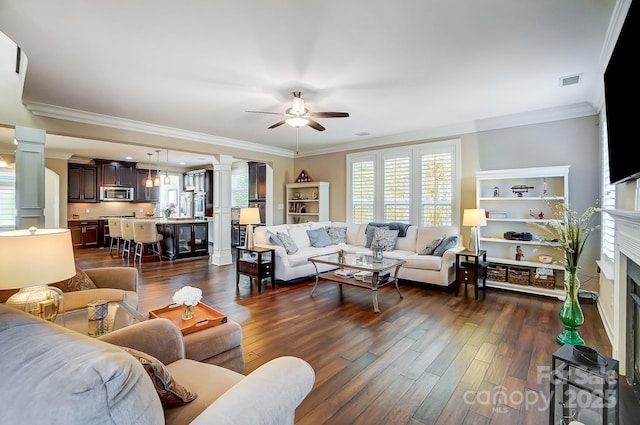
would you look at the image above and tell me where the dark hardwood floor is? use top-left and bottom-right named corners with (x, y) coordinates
top-left (74, 247), bottom-right (639, 425)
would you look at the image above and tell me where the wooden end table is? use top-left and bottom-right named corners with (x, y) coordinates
top-left (456, 249), bottom-right (487, 299)
top-left (236, 246), bottom-right (275, 293)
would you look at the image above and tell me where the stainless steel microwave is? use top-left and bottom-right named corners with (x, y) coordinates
top-left (100, 186), bottom-right (134, 201)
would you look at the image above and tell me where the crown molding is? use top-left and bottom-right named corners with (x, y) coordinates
top-left (299, 102), bottom-right (597, 157)
top-left (25, 101), bottom-right (294, 158)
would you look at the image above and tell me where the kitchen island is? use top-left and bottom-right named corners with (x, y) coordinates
top-left (156, 219), bottom-right (210, 260)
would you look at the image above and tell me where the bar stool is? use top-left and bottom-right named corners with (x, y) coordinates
top-left (133, 220), bottom-right (163, 263)
top-left (108, 218), bottom-right (123, 255)
top-left (120, 219), bottom-right (136, 258)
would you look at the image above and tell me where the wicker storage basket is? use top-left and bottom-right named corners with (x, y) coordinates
top-left (531, 268), bottom-right (555, 289)
top-left (487, 264), bottom-right (508, 282)
top-left (508, 267), bottom-right (530, 285)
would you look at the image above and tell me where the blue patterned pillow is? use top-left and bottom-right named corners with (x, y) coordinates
top-left (325, 226), bottom-right (347, 244)
top-left (365, 225), bottom-right (389, 248)
top-left (418, 235), bottom-right (445, 255)
top-left (433, 235), bottom-right (458, 256)
top-left (371, 227), bottom-right (399, 251)
top-left (267, 231), bottom-right (285, 248)
top-left (277, 232), bottom-right (298, 254)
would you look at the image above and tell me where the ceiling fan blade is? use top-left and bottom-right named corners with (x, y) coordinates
top-left (308, 111), bottom-right (349, 118)
top-left (307, 119), bottom-right (326, 132)
top-left (268, 120), bottom-right (287, 129)
top-left (246, 110), bottom-right (285, 115)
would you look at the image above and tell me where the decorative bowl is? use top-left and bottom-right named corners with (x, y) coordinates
top-left (145, 211), bottom-right (155, 217)
top-left (538, 255), bottom-right (553, 264)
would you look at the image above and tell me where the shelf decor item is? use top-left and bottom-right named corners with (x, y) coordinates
top-left (172, 286), bottom-right (203, 321)
top-left (531, 202), bottom-right (599, 345)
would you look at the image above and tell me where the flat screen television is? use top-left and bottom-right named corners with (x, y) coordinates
top-left (604, 0), bottom-right (639, 184)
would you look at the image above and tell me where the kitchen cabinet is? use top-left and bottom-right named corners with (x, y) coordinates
top-left (248, 161), bottom-right (266, 200)
top-left (68, 220), bottom-right (99, 248)
top-left (286, 181), bottom-right (329, 224)
top-left (95, 159), bottom-right (135, 187)
top-left (68, 164), bottom-right (98, 203)
top-left (183, 169), bottom-right (213, 216)
top-left (476, 165), bottom-right (569, 299)
top-left (157, 221), bottom-right (209, 259)
top-left (134, 169), bottom-right (159, 202)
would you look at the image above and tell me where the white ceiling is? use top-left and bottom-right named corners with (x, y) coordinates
top-left (0, 0), bottom-right (622, 167)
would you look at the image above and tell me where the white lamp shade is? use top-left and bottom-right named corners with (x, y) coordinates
top-left (0, 228), bottom-right (76, 289)
top-left (239, 207), bottom-right (261, 225)
top-left (285, 117), bottom-right (309, 128)
top-left (462, 209), bottom-right (487, 227)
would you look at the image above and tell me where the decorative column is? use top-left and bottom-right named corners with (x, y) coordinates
top-left (210, 155), bottom-right (233, 265)
top-left (15, 126), bottom-right (46, 229)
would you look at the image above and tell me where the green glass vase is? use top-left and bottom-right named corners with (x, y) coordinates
top-left (556, 265), bottom-right (585, 345)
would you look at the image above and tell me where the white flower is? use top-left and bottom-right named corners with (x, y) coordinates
top-left (172, 286), bottom-right (202, 306)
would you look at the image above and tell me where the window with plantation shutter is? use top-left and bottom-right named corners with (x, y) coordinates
top-left (350, 158), bottom-right (375, 224)
top-left (347, 139), bottom-right (460, 226)
top-left (0, 168), bottom-right (16, 230)
top-left (600, 108), bottom-right (616, 263)
top-left (383, 154), bottom-right (410, 223)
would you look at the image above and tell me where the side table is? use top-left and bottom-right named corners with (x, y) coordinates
top-left (236, 246), bottom-right (275, 293)
top-left (456, 249), bottom-right (487, 299)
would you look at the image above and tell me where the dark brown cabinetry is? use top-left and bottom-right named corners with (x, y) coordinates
top-left (157, 222), bottom-right (208, 260)
top-left (134, 169), bottom-right (159, 202)
top-left (455, 250), bottom-right (487, 300)
top-left (95, 159), bottom-right (135, 187)
top-left (68, 164), bottom-right (98, 203)
top-left (248, 161), bottom-right (266, 200)
top-left (68, 220), bottom-right (99, 248)
top-left (236, 247), bottom-right (275, 292)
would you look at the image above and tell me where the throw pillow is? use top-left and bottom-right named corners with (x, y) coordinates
top-left (433, 235), bottom-right (459, 256)
top-left (325, 226), bottom-right (347, 244)
top-left (50, 266), bottom-right (98, 292)
top-left (418, 235), bottom-right (445, 255)
top-left (365, 225), bottom-right (389, 248)
top-left (121, 346), bottom-right (197, 409)
top-left (277, 232), bottom-right (299, 254)
top-left (306, 227), bottom-right (333, 248)
top-left (371, 227), bottom-right (399, 251)
top-left (267, 231), bottom-right (285, 248)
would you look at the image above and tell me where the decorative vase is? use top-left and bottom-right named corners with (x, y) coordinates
top-left (181, 305), bottom-right (194, 320)
top-left (164, 210), bottom-right (172, 219)
top-left (556, 265), bottom-right (585, 345)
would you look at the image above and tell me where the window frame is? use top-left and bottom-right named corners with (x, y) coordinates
top-left (346, 139), bottom-right (461, 226)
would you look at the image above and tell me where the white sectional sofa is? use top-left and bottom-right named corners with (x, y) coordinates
top-left (253, 221), bottom-right (464, 287)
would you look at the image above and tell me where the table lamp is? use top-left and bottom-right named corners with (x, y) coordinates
top-left (462, 209), bottom-right (487, 253)
top-left (239, 207), bottom-right (261, 250)
top-left (0, 227), bottom-right (76, 322)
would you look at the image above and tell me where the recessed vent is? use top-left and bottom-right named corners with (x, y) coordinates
top-left (560, 74), bottom-right (581, 87)
top-left (355, 132), bottom-right (370, 137)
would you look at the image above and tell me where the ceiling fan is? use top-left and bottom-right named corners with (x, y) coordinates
top-left (246, 91), bottom-right (349, 132)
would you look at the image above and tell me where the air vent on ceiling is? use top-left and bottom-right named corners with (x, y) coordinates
top-left (355, 132), bottom-right (371, 137)
top-left (560, 74), bottom-right (581, 87)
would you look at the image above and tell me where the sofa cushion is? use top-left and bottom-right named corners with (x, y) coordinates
top-left (307, 227), bottom-right (333, 248)
top-left (121, 346), bottom-right (197, 408)
top-left (372, 227), bottom-right (399, 251)
top-left (325, 226), bottom-right (347, 244)
top-left (418, 235), bottom-right (445, 255)
top-left (288, 225), bottom-right (311, 248)
top-left (267, 231), bottom-right (285, 248)
top-left (50, 266), bottom-right (98, 292)
top-left (365, 225), bottom-right (388, 248)
top-left (433, 235), bottom-right (459, 256)
top-left (402, 253), bottom-right (443, 270)
top-left (346, 223), bottom-right (366, 245)
top-left (277, 232), bottom-right (299, 254)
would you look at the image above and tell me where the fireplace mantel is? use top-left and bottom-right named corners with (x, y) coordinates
top-left (604, 209), bottom-right (640, 376)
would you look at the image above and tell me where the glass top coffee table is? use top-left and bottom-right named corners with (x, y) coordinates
top-left (308, 252), bottom-right (405, 313)
top-left (56, 301), bottom-right (145, 337)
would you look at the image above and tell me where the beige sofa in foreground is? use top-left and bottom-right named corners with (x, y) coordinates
top-left (0, 304), bottom-right (315, 425)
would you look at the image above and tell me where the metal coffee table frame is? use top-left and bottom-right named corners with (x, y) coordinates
top-left (308, 252), bottom-right (405, 313)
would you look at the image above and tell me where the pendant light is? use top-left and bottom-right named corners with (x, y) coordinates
top-left (163, 149), bottom-right (171, 185)
top-left (153, 150), bottom-right (161, 186)
top-left (145, 153), bottom-right (153, 188)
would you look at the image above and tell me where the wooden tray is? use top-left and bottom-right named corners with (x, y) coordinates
top-left (148, 302), bottom-right (227, 335)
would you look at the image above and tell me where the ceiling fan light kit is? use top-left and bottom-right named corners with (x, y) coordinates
top-left (247, 91), bottom-right (349, 132)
